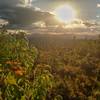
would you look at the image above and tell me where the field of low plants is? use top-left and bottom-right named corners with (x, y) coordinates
top-left (0, 29), bottom-right (100, 100)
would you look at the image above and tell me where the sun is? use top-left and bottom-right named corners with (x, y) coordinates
top-left (54, 5), bottom-right (76, 23)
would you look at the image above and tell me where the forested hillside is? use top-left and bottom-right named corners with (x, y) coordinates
top-left (0, 30), bottom-right (100, 100)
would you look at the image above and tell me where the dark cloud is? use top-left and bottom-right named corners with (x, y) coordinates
top-left (0, 5), bottom-right (59, 25)
top-left (0, 0), bottom-right (63, 31)
top-left (0, 0), bottom-right (25, 6)
top-left (0, 0), bottom-right (60, 25)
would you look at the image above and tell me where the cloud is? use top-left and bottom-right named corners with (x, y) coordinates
top-left (0, 5), bottom-right (59, 25)
top-left (33, 21), bottom-right (46, 27)
top-left (83, 21), bottom-right (98, 28)
top-left (0, 0), bottom-right (25, 7)
top-left (64, 19), bottom-right (86, 29)
top-left (0, 0), bottom-right (99, 28)
top-left (0, 0), bottom-right (60, 26)
top-left (0, 19), bottom-right (8, 25)
top-left (54, 19), bottom-right (99, 30)
top-left (0, 5), bottom-right (99, 28)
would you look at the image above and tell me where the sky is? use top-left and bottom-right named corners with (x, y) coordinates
top-left (0, 0), bottom-right (100, 30)
top-left (0, 0), bottom-right (100, 19)
top-left (32, 0), bottom-right (100, 20)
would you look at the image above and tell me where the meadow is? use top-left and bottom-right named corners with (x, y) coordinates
top-left (0, 29), bottom-right (100, 100)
